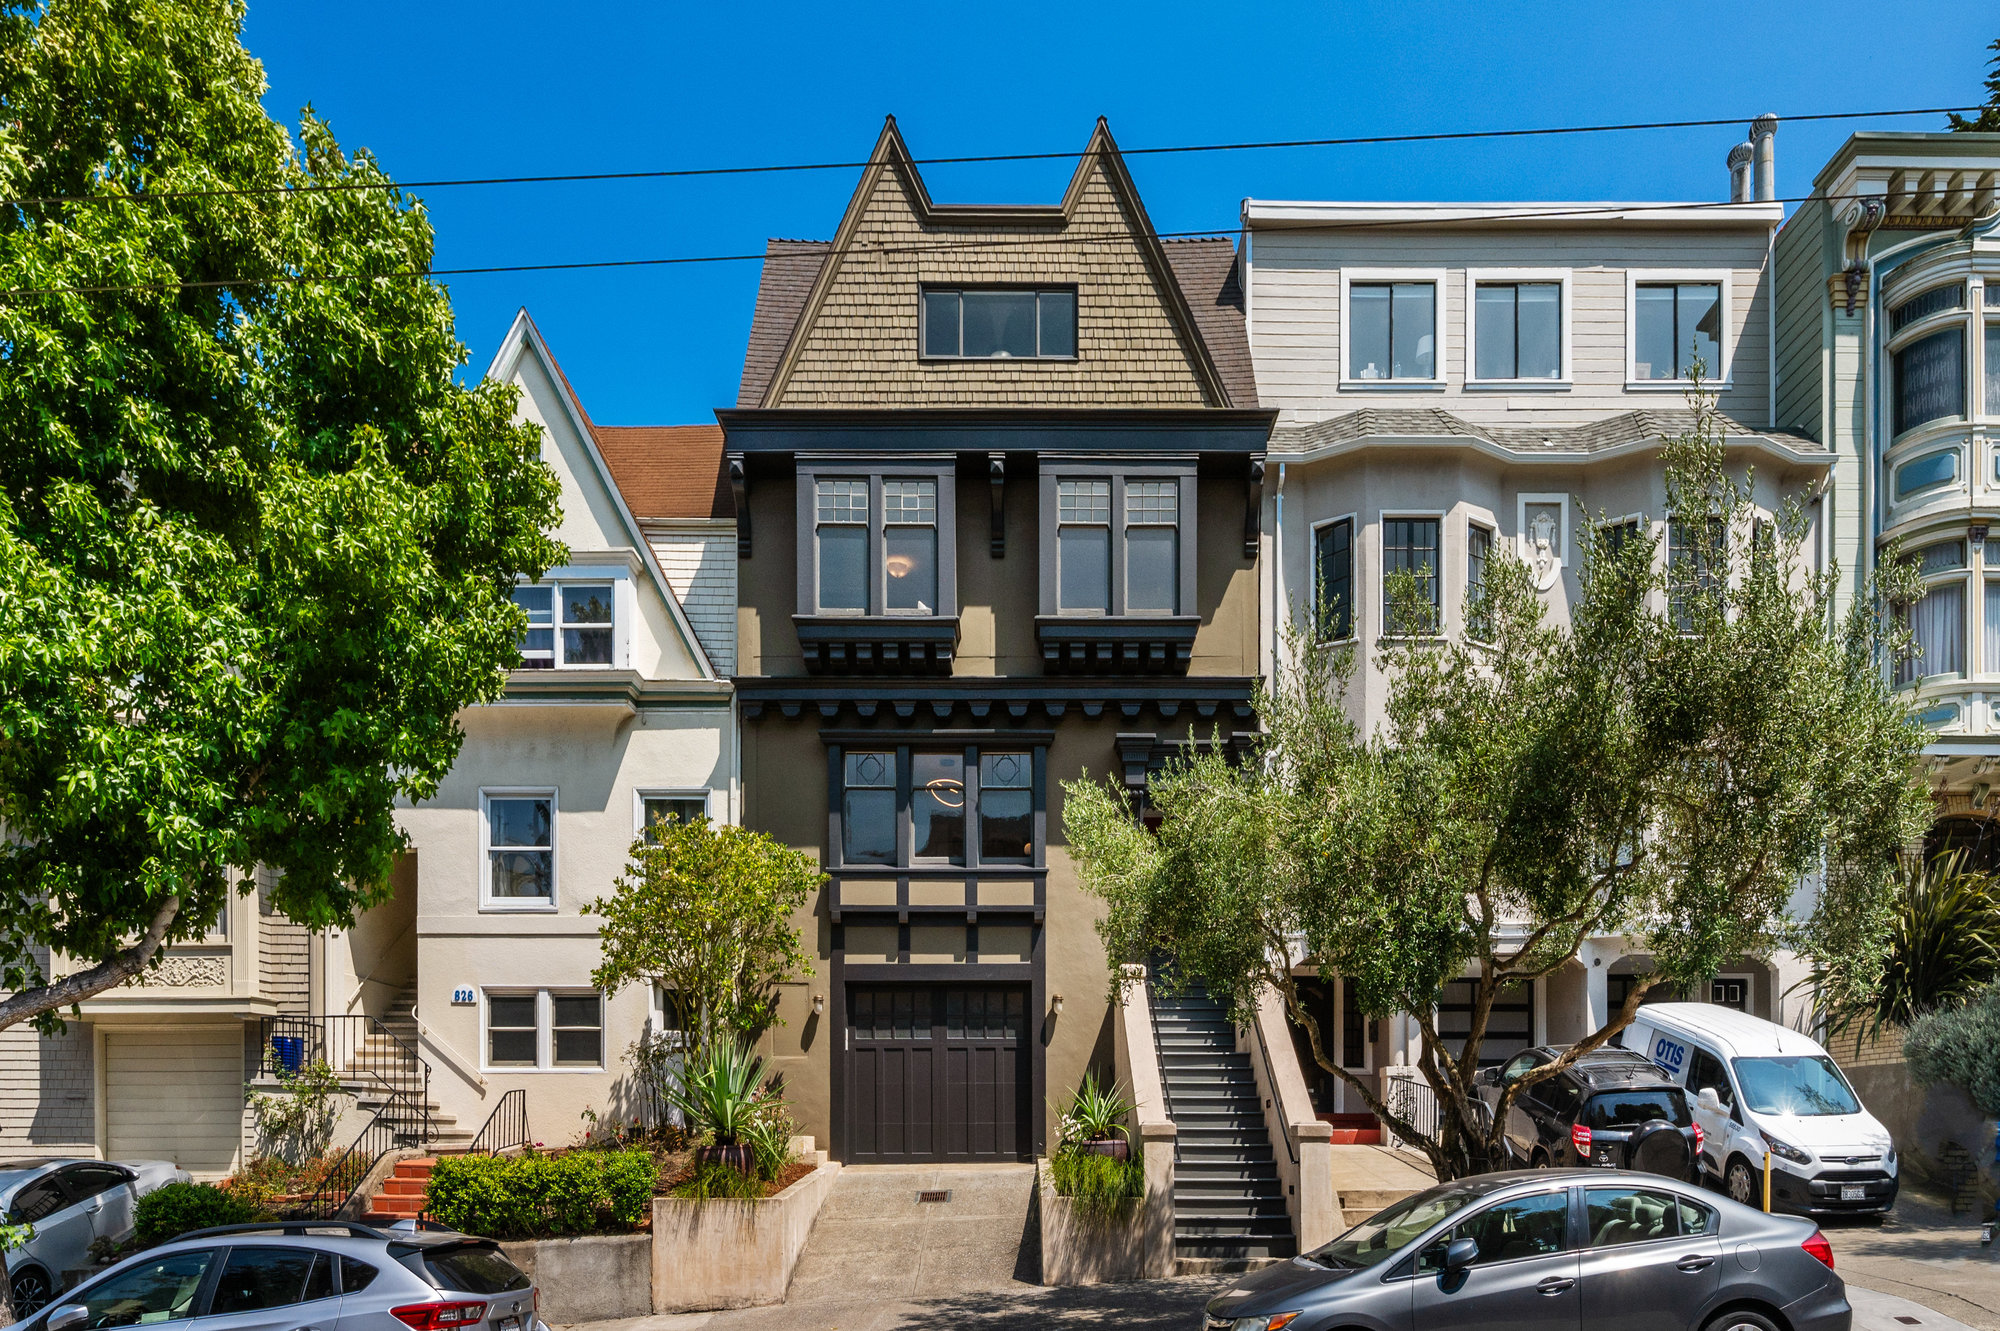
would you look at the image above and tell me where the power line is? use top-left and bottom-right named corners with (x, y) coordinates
top-left (0, 187), bottom-right (1968, 303)
top-left (0, 104), bottom-right (1981, 210)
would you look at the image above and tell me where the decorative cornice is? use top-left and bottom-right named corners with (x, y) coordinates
top-left (497, 669), bottom-right (733, 708)
top-left (1036, 616), bottom-right (1200, 675)
top-left (734, 675), bottom-right (1257, 724)
top-left (794, 616), bottom-right (959, 675)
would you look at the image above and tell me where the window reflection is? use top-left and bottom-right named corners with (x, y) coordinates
top-left (911, 752), bottom-right (966, 863)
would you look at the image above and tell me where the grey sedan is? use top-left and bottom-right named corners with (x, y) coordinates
top-left (1204, 1168), bottom-right (1847, 1331)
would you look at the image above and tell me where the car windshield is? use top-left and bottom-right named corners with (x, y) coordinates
top-left (1303, 1180), bottom-right (1500, 1270)
top-left (1733, 1055), bottom-right (1861, 1117)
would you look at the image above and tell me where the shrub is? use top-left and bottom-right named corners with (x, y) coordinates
top-left (1051, 1071), bottom-right (1133, 1152)
top-left (1049, 1151), bottom-right (1143, 1223)
top-left (739, 1106), bottom-right (797, 1183)
top-left (1907, 979), bottom-right (2000, 1117)
top-left (668, 1163), bottom-right (765, 1200)
top-left (424, 1148), bottom-right (659, 1239)
top-left (135, 1183), bottom-right (260, 1245)
top-left (245, 1049), bottom-right (345, 1164)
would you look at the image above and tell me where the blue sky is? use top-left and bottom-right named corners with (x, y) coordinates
top-left (242, 2), bottom-right (1993, 425)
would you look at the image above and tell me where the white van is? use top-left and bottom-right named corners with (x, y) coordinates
top-left (1622, 1002), bottom-right (1897, 1217)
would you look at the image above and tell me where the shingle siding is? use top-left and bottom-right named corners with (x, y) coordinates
top-left (771, 160), bottom-right (1213, 408)
top-left (258, 867), bottom-right (311, 1016)
top-left (0, 949), bottom-right (97, 1159)
top-left (651, 527), bottom-right (738, 675)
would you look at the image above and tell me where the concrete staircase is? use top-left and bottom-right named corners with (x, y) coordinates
top-left (1152, 984), bottom-right (1296, 1262)
top-left (349, 987), bottom-right (471, 1151)
top-left (362, 1156), bottom-right (435, 1223)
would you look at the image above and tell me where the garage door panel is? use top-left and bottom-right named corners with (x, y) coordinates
top-left (105, 1030), bottom-right (241, 1180)
top-left (846, 985), bottom-right (1025, 1164)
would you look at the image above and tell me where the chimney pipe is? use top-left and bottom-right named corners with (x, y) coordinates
top-left (1752, 114), bottom-right (1778, 203)
top-left (1727, 142), bottom-right (1755, 204)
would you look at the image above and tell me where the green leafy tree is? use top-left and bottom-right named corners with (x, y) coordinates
top-left (1807, 849), bottom-right (2000, 1042)
top-left (0, 0), bottom-right (563, 1033)
top-left (1064, 383), bottom-right (1929, 1181)
top-left (1948, 39), bottom-right (2000, 131)
top-left (588, 818), bottom-right (821, 1066)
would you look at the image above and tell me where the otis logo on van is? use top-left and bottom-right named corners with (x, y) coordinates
top-left (1652, 1035), bottom-right (1688, 1075)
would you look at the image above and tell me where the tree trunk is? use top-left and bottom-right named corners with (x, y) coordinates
top-left (0, 895), bottom-right (181, 1034)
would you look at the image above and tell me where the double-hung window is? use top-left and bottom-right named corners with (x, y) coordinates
top-left (835, 745), bottom-right (1043, 868)
top-left (1045, 470), bottom-right (1193, 616)
top-left (513, 582), bottom-right (615, 668)
top-left (1313, 518), bottom-right (1354, 641)
top-left (486, 990), bottom-right (603, 1070)
top-left (640, 793), bottom-right (709, 842)
top-left (922, 287), bottom-right (1077, 359)
top-left (1471, 279), bottom-right (1563, 381)
top-left (1887, 284), bottom-right (1969, 438)
top-left (1633, 279), bottom-right (1724, 382)
top-left (483, 793), bottom-right (553, 908)
top-left (1347, 279), bottom-right (1438, 381)
top-left (1465, 523), bottom-right (1494, 641)
top-left (1381, 517), bottom-right (1440, 635)
top-left (804, 470), bottom-right (955, 618)
top-left (1900, 539), bottom-right (1968, 686)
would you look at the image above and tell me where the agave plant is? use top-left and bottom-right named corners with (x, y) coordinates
top-left (1809, 848), bottom-right (2000, 1040)
top-left (665, 1038), bottom-right (777, 1147)
top-left (1056, 1071), bottom-right (1135, 1149)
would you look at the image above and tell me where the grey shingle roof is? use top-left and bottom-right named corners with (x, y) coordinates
top-left (1275, 408), bottom-right (1826, 456)
top-left (735, 240), bottom-right (831, 408)
top-left (1160, 238), bottom-right (1256, 408)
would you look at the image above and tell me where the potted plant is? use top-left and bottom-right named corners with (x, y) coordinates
top-left (1057, 1071), bottom-right (1135, 1161)
top-left (667, 1039), bottom-right (780, 1175)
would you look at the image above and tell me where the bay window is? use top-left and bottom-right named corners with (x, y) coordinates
top-left (1668, 518), bottom-right (1725, 632)
top-left (1466, 523), bottom-right (1494, 641)
top-left (1887, 283), bottom-right (1970, 438)
top-left (1041, 468), bottom-right (1195, 618)
top-left (1381, 517), bottom-right (1440, 635)
top-left (800, 467), bottom-right (957, 620)
top-left (1057, 480), bottom-right (1111, 613)
top-left (1898, 540), bottom-right (1967, 686)
top-left (1313, 517), bottom-right (1353, 641)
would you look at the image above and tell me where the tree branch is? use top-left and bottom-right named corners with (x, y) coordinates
top-left (0, 895), bottom-right (182, 1033)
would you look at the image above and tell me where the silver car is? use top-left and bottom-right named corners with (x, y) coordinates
top-left (2, 1159), bottom-right (191, 1314)
top-left (1204, 1168), bottom-right (1848, 1331)
top-left (12, 1222), bottom-right (545, 1331)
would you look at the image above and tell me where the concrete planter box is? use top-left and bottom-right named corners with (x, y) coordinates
top-left (1037, 1157), bottom-right (1163, 1286)
top-left (650, 1157), bottom-right (841, 1312)
top-left (498, 1233), bottom-right (653, 1325)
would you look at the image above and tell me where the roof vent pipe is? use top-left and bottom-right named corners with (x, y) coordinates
top-left (1727, 142), bottom-right (1755, 203)
top-left (1752, 114), bottom-right (1778, 202)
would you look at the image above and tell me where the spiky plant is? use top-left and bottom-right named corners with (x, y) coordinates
top-left (664, 1039), bottom-right (777, 1146)
top-left (1810, 848), bottom-right (2000, 1041)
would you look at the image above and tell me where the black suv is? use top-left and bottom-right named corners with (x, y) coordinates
top-left (1474, 1045), bottom-right (1701, 1181)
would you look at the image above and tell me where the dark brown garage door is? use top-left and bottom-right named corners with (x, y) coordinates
top-left (844, 985), bottom-right (1029, 1163)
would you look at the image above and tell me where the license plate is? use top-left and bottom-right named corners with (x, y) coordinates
top-left (1840, 1185), bottom-right (1867, 1201)
top-left (496, 1317), bottom-right (520, 1331)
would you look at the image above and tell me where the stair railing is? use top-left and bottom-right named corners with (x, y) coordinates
top-left (258, 1014), bottom-right (432, 1147)
top-left (467, 1089), bottom-right (529, 1156)
top-left (284, 1088), bottom-right (429, 1220)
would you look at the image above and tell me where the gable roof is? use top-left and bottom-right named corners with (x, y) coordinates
top-left (737, 117), bottom-right (1252, 409)
top-left (484, 310), bottom-right (719, 681)
top-left (593, 425), bottom-right (732, 521)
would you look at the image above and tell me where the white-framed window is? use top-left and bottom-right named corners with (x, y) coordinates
top-left (483, 989), bottom-right (604, 1071)
top-left (1465, 269), bottom-right (1571, 385)
top-left (481, 789), bottom-right (555, 910)
top-left (1885, 280), bottom-right (1971, 441)
top-left (635, 789), bottom-right (713, 842)
top-left (512, 577), bottom-right (621, 669)
top-left (1898, 538), bottom-right (1969, 687)
top-left (1340, 269), bottom-right (1446, 386)
top-left (1310, 514), bottom-right (1357, 642)
top-left (1380, 513), bottom-right (1442, 636)
top-left (1626, 270), bottom-right (1733, 387)
top-left (1668, 517), bottom-right (1727, 633)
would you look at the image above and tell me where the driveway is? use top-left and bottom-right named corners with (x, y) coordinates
top-left (1823, 1184), bottom-right (2000, 1331)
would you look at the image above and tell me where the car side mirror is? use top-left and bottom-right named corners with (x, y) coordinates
top-left (1443, 1237), bottom-right (1480, 1273)
top-left (1697, 1087), bottom-right (1723, 1113)
top-left (48, 1305), bottom-right (89, 1331)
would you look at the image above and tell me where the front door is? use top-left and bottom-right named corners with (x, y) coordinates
top-left (1408, 1188), bottom-right (1580, 1331)
top-left (844, 985), bottom-right (1029, 1163)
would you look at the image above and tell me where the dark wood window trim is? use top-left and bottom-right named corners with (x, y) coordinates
top-left (919, 285), bottom-right (1079, 362)
top-left (1034, 459), bottom-right (1198, 673)
top-left (794, 459), bottom-right (959, 673)
top-left (822, 733), bottom-right (1050, 874)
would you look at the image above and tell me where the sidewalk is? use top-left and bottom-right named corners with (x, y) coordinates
top-left (1823, 1184), bottom-right (2000, 1331)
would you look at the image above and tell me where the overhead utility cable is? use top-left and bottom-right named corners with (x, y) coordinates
top-left (0, 104), bottom-right (1981, 209)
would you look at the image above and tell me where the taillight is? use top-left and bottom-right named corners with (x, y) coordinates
top-left (1802, 1231), bottom-right (1835, 1270)
top-left (391, 1302), bottom-right (489, 1330)
top-left (1693, 1123), bottom-right (1705, 1153)
top-left (1571, 1123), bottom-right (1591, 1154)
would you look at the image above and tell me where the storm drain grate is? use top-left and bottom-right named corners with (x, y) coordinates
top-left (917, 1189), bottom-right (952, 1203)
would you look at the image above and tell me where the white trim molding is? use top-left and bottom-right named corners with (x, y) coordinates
top-left (1339, 268), bottom-right (1449, 390)
top-left (478, 786), bottom-right (558, 913)
top-left (1462, 268), bottom-right (1574, 389)
top-left (1624, 268), bottom-right (1735, 390)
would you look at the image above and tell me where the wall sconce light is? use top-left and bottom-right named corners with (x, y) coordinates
top-left (1051, 994), bottom-right (1065, 1017)
top-left (812, 993), bottom-right (825, 1016)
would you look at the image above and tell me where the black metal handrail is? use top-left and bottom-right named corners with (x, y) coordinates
top-left (284, 1089), bottom-right (430, 1220)
top-left (258, 1014), bottom-right (433, 1153)
top-left (468, 1089), bottom-right (529, 1156)
top-left (1245, 1004), bottom-right (1301, 1167)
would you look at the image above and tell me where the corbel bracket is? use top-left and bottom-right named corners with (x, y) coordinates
top-left (727, 454), bottom-right (751, 557)
top-left (1243, 456), bottom-right (1266, 561)
top-left (988, 453), bottom-right (1006, 558)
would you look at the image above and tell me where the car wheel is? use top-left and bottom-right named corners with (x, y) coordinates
top-left (1726, 1156), bottom-right (1759, 1207)
top-left (1703, 1309), bottom-right (1782, 1331)
top-left (1530, 1148), bottom-right (1550, 1169)
top-left (11, 1266), bottom-right (54, 1317)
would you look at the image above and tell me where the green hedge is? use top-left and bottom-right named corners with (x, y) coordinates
top-left (135, 1183), bottom-right (260, 1246)
top-left (425, 1149), bottom-right (657, 1239)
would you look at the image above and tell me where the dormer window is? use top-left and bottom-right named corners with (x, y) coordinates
top-left (922, 287), bottom-right (1077, 359)
top-left (513, 582), bottom-right (615, 669)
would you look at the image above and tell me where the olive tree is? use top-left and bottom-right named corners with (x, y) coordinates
top-left (1064, 387), bottom-right (1929, 1181)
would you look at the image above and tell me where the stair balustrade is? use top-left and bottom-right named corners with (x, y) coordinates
top-left (467, 1089), bottom-right (530, 1156)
